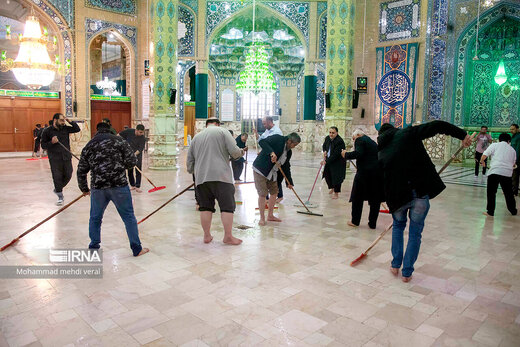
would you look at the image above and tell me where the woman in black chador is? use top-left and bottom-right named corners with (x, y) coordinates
top-left (322, 126), bottom-right (346, 199)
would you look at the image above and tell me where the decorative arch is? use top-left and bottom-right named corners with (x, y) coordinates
top-left (208, 63), bottom-right (220, 118)
top-left (206, 2), bottom-right (309, 56)
top-left (178, 5), bottom-right (195, 57)
top-left (451, 3), bottom-right (520, 126)
top-left (317, 65), bottom-right (326, 121)
top-left (26, 0), bottom-right (74, 117)
top-left (178, 60), bottom-right (196, 120)
top-left (85, 19), bottom-right (138, 121)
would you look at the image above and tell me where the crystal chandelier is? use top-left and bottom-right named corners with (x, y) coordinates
top-left (494, 60), bottom-right (507, 86)
top-left (235, 0), bottom-right (277, 96)
top-left (11, 14), bottom-right (56, 89)
top-left (96, 77), bottom-right (118, 95)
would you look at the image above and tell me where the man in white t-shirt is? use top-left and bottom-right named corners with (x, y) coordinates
top-left (480, 133), bottom-right (517, 217)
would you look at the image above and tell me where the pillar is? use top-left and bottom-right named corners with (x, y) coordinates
top-left (301, 63), bottom-right (318, 152)
top-left (325, 0), bottom-right (355, 146)
top-left (149, 0), bottom-right (178, 170)
top-left (194, 60), bottom-right (209, 134)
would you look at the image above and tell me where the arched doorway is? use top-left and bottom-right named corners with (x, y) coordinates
top-left (88, 30), bottom-right (133, 136)
top-left (0, 0), bottom-right (66, 151)
top-left (452, 4), bottom-right (520, 128)
top-left (207, 4), bottom-right (306, 130)
top-left (464, 17), bottom-right (520, 128)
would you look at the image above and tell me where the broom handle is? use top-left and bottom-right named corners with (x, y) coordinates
top-left (134, 166), bottom-right (157, 188)
top-left (1, 194), bottom-right (86, 251)
top-left (364, 223), bottom-right (393, 254)
top-left (58, 141), bottom-right (80, 161)
top-left (244, 147), bottom-right (248, 182)
top-left (307, 163), bottom-right (323, 202)
top-left (438, 132), bottom-right (476, 175)
top-left (138, 183), bottom-right (194, 224)
top-left (275, 162), bottom-right (312, 214)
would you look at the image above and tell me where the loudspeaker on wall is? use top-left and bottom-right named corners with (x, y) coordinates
top-left (352, 90), bottom-right (359, 109)
top-left (325, 93), bottom-right (331, 109)
top-left (169, 88), bottom-right (177, 105)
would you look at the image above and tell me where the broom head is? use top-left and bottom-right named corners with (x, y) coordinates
top-left (148, 186), bottom-right (166, 193)
top-left (350, 252), bottom-right (367, 266)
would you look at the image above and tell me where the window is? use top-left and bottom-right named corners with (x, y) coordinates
top-left (241, 92), bottom-right (275, 133)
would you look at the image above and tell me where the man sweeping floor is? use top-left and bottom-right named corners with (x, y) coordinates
top-left (377, 121), bottom-right (471, 282)
top-left (77, 122), bottom-right (149, 257)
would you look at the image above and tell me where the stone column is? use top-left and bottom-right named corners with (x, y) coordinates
top-left (301, 63), bottom-right (318, 152)
top-left (149, 0), bottom-right (179, 170)
top-left (325, 0), bottom-right (355, 148)
top-left (194, 60), bottom-right (209, 133)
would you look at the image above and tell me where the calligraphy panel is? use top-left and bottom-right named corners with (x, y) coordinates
top-left (374, 43), bottom-right (418, 129)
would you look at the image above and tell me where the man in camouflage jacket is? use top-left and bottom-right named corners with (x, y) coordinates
top-left (77, 122), bottom-right (149, 257)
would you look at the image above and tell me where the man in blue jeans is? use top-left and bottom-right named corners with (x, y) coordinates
top-left (77, 122), bottom-right (149, 257)
top-left (377, 121), bottom-right (472, 282)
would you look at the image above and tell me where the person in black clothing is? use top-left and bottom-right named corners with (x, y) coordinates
top-left (377, 121), bottom-right (472, 282)
top-left (32, 124), bottom-right (43, 158)
top-left (40, 113), bottom-right (81, 205)
top-left (342, 129), bottom-right (383, 229)
top-left (232, 133), bottom-right (249, 181)
top-left (77, 122), bottom-right (149, 257)
top-left (321, 127), bottom-right (346, 199)
top-left (119, 124), bottom-right (146, 193)
top-left (252, 133), bottom-right (300, 225)
top-left (102, 118), bottom-right (117, 135)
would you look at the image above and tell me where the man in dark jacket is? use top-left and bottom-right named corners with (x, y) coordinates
top-left (77, 122), bottom-right (149, 257)
top-left (232, 133), bottom-right (248, 182)
top-left (119, 124), bottom-right (146, 193)
top-left (510, 123), bottom-right (520, 196)
top-left (322, 126), bottom-right (346, 199)
top-left (32, 124), bottom-right (43, 158)
top-left (41, 113), bottom-right (81, 205)
top-left (378, 121), bottom-right (471, 282)
top-left (253, 133), bottom-right (300, 225)
top-left (342, 129), bottom-right (383, 229)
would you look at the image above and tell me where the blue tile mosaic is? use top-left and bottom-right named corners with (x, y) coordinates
top-left (319, 13), bottom-right (327, 60)
top-left (379, 0), bottom-right (420, 42)
top-left (427, 38), bottom-right (446, 120)
top-left (47, 0), bottom-right (74, 26)
top-left (180, 0), bottom-right (197, 13)
top-left (317, 1), bottom-right (327, 16)
top-left (85, 0), bottom-right (136, 15)
top-left (178, 5), bottom-right (194, 57)
top-left (317, 68), bottom-right (325, 121)
top-left (178, 60), bottom-right (196, 121)
top-left (209, 63), bottom-right (220, 118)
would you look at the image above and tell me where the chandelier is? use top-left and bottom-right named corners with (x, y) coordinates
top-left (96, 77), bottom-right (118, 95)
top-left (12, 14), bottom-right (56, 89)
top-left (1, 11), bottom-right (67, 90)
top-left (494, 60), bottom-right (507, 86)
top-left (235, 0), bottom-right (277, 95)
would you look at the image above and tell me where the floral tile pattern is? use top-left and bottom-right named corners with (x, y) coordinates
top-left (379, 0), bottom-right (421, 42)
top-left (85, 0), bottom-right (136, 15)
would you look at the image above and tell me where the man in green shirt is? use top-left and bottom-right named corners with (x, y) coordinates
top-left (511, 123), bottom-right (520, 196)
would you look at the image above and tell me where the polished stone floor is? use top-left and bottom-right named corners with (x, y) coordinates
top-left (0, 149), bottom-right (519, 346)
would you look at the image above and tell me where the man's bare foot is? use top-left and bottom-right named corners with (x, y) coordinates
top-left (195, 204), bottom-right (200, 211)
top-left (267, 215), bottom-right (282, 222)
top-left (130, 186), bottom-right (136, 191)
top-left (204, 234), bottom-right (213, 244)
top-left (402, 275), bottom-right (412, 283)
top-left (135, 188), bottom-right (142, 193)
top-left (259, 219), bottom-right (266, 226)
top-left (347, 221), bottom-right (358, 227)
top-left (332, 193), bottom-right (339, 199)
top-left (483, 212), bottom-right (493, 218)
top-left (223, 236), bottom-right (242, 245)
top-left (329, 189), bottom-right (333, 194)
top-left (276, 197), bottom-right (283, 203)
top-left (390, 267), bottom-right (399, 276)
top-left (136, 248), bottom-right (150, 256)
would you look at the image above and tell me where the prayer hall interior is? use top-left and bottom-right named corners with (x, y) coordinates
top-left (1, 0), bottom-right (520, 346)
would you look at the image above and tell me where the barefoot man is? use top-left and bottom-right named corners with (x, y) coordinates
top-left (187, 118), bottom-right (244, 245)
top-left (77, 122), bottom-right (149, 257)
top-left (253, 133), bottom-right (301, 225)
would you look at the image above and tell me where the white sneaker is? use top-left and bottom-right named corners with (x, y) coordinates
top-left (56, 198), bottom-right (64, 206)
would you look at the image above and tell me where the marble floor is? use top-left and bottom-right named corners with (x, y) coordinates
top-left (0, 149), bottom-right (519, 347)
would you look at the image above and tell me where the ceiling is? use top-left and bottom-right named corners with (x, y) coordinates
top-left (209, 6), bottom-right (305, 80)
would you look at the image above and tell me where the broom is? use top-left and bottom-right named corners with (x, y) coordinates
top-left (350, 132), bottom-right (476, 266)
top-left (0, 194), bottom-right (86, 251)
top-left (276, 162), bottom-right (323, 217)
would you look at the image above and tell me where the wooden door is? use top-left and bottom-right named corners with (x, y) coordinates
top-left (90, 100), bottom-right (131, 136)
top-left (0, 96), bottom-right (61, 152)
top-left (0, 107), bottom-right (14, 151)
